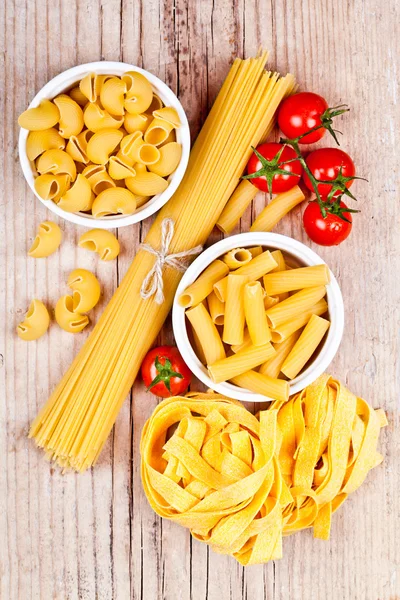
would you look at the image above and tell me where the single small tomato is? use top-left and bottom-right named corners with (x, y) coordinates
top-left (141, 345), bottom-right (192, 397)
top-left (302, 200), bottom-right (353, 246)
top-left (302, 148), bottom-right (356, 198)
top-left (244, 142), bottom-right (303, 195)
top-left (278, 92), bottom-right (329, 144)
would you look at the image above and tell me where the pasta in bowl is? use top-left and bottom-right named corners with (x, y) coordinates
top-left (18, 62), bottom-right (190, 228)
top-left (172, 232), bottom-right (344, 403)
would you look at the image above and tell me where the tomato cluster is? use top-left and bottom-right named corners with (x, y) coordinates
top-left (245, 92), bottom-right (360, 246)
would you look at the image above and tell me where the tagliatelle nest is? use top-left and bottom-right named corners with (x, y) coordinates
top-left (140, 374), bottom-right (386, 565)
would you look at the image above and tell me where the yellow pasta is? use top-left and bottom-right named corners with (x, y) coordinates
top-left (214, 250), bottom-right (278, 301)
top-left (249, 246), bottom-right (263, 257)
top-left (144, 117), bottom-right (174, 146)
top-left (67, 269), bottom-right (101, 313)
top-left (250, 185), bottom-right (305, 232)
top-left (125, 172), bottom-right (168, 196)
top-left (222, 274), bottom-right (247, 345)
top-left (79, 72), bottom-right (99, 103)
top-left (186, 303), bottom-right (226, 365)
top-left (16, 299), bottom-right (50, 341)
top-left (281, 315), bottom-right (330, 379)
top-left (34, 173), bottom-right (70, 201)
top-left (243, 281), bottom-right (271, 345)
top-left (91, 187), bottom-right (136, 218)
top-left (55, 295), bottom-right (89, 333)
top-left (83, 102), bottom-right (124, 132)
top-left (266, 286), bottom-right (327, 329)
top-left (259, 330), bottom-right (302, 378)
top-left (147, 93), bottom-right (163, 113)
top-left (230, 327), bottom-right (251, 353)
top-left (231, 370), bottom-right (289, 402)
top-left (100, 77), bottom-right (127, 116)
top-left (108, 156), bottom-right (136, 179)
top-left (124, 112), bottom-right (152, 134)
top-left (222, 247), bottom-right (253, 269)
top-left (28, 221), bottom-right (62, 258)
top-left (78, 229), bottom-right (120, 261)
top-left (263, 264), bottom-right (330, 295)
top-left (18, 99), bottom-right (60, 131)
top-left (190, 327), bottom-right (207, 365)
top-left (66, 131), bottom-right (91, 164)
top-left (148, 142), bottom-right (182, 177)
top-left (208, 342), bottom-right (276, 383)
top-left (53, 94), bottom-right (84, 138)
top-left (207, 291), bottom-right (225, 325)
top-left (178, 260), bottom-right (229, 308)
top-left (26, 128), bottom-right (66, 161)
top-left (82, 163), bottom-right (116, 195)
top-left (36, 149), bottom-right (76, 181)
top-left (216, 180), bottom-right (257, 234)
top-left (69, 86), bottom-right (88, 106)
top-left (152, 106), bottom-right (180, 126)
top-left (123, 71), bottom-right (153, 114)
top-left (57, 174), bottom-right (94, 213)
top-left (86, 128), bottom-right (124, 164)
top-left (270, 298), bottom-right (328, 343)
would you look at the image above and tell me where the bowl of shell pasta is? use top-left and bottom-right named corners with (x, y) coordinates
top-left (18, 62), bottom-right (190, 228)
top-left (172, 232), bottom-right (344, 403)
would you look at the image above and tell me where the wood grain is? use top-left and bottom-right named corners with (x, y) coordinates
top-left (1, 0), bottom-right (399, 598)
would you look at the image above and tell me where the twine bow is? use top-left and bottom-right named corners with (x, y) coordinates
top-left (140, 218), bottom-right (203, 304)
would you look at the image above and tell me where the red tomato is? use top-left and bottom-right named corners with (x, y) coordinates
top-left (278, 92), bottom-right (329, 144)
top-left (302, 148), bottom-right (356, 198)
top-left (141, 346), bottom-right (192, 397)
top-left (302, 200), bottom-right (353, 246)
top-left (245, 142), bottom-right (303, 194)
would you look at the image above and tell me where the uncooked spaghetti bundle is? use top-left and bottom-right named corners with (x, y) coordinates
top-left (140, 375), bottom-right (386, 565)
top-left (30, 52), bottom-right (295, 471)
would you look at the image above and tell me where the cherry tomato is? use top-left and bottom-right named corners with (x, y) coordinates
top-left (302, 200), bottom-right (353, 246)
top-left (141, 346), bottom-right (192, 398)
top-left (245, 142), bottom-right (303, 194)
top-left (302, 148), bottom-right (356, 198)
top-left (278, 92), bottom-right (329, 144)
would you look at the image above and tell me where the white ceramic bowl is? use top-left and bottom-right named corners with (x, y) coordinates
top-left (172, 232), bottom-right (344, 403)
top-left (18, 61), bottom-right (190, 229)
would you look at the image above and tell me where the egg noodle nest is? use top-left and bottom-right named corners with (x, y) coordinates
top-left (140, 374), bottom-right (386, 565)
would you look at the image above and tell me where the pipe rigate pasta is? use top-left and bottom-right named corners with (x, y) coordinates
top-left (83, 102), bottom-right (124, 132)
top-left (79, 72), bottom-right (101, 103)
top-left (86, 128), bottom-right (124, 164)
top-left (108, 156), bottom-right (136, 180)
top-left (144, 117), bottom-right (174, 146)
top-left (148, 142), bottom-right (182, 177)
top-left (65, 129), bottom-right (93, 164)
top-left (53, 95), bottom-right (84, 138)
top-left (100, 77), bottom-right (127, 116)
top-left (125, 172), bottom-right (168, 196)
top-left (57, 174), bottom-right (94, 213)
top-left (26, 128), bottom-right (66, 161)
top-left (18, 99), bottom-right (60, 131)
top-left (78, 229), bottom-right (120, 261)
top-left (34, 173), bottom-right (71, 201)
top-left (124, 112), bottom-right (152, 134)
top-left (82, 164), bottom-right (116, 195)
top-left (122, 71), bottom-right (153, 114)
top-left (69, 86), bottom-right (88, 106)
top-left (36, 149), bottom-right (77, 181)
top-left (152, 106), bottom-right (180, 127)
top-left (91, 187), bottom-right (136, 218)
top-left (17, 299), bottom-right (50, 341)
top-left (147, 93), bottom-right (163, 113)
top-left (28, 221), bottom-right (62, 258)
top-left (67, 269), bottom-right (101, 313)
top-left (55, 295), bottom-right (89, 333)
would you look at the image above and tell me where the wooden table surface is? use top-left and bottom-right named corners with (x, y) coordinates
top-left (1, 0), bottom-right (399, 599)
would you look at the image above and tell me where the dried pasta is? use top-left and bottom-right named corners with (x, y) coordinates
top-left (78, 229), bottom-right (120, 261)
top-left (17, 299), bottom-right (50, 341)
top-left (250, 185), bottom-right (305, 232)
top-left (178, 260), bottom-right (229, 308)
top-left (186, 303), bottom-right (226, 365)
top-left (91, 187), bottom-right (136, 218)
top-left (55, 296), bottom-right (89, 333)
top-left (67, 269), bottom-right (101, 313)
top-left (28, 221), bottom-right (62, 258)
top-left (26, 128), bottom-right (65, 161)
top-left (280, 314), bottom-right (330, 379)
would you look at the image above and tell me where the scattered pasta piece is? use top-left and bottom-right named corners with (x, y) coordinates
top-left (78, 229), bottom-right (120, 261)
top-left (17, 299), bottom-right (50, 341)
top-left (55, 295), bottom-right (89, 333)
top-left (67, 269), bottom-right (101, 313)
top-left (28, 221), bottom-right (62, 258)
top-left (141, 375), bottom-right (386, 565)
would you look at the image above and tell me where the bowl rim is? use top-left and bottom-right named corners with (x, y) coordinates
top-left (172, 231), bottom-right (344, 403)
top-left (18, 61), bottom-right (191, 229)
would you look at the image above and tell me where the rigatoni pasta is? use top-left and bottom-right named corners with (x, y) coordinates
top-left (263, 264), bottom-right (330, 295)
top-left (19, 70), bottom-right (183, 218)
top-left (178, 260), bottom-right (229, 308)
top-left (250, 185), bottom-right (305, 232)
top-left (223, 274), bottom-right (247, 345)
top-left (208, 343), bottom-right (276, 383)
top-left (243, 281), bottom-right (271, 345)
top-left (186, 303), bottom-right (226, 365)
top-left (280, 314), bottom-right (330, 379)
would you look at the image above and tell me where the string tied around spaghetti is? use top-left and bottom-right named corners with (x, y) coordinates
top-left (140, 218), bottom-right (203, 304)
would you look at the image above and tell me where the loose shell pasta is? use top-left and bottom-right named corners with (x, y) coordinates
top-left (36, 149), bottom-right (77, 181)
top-left (26, 128), bottom-right (66, 161)
top-left (28, 221), bottom-right (62, 258)
top-left (53, 95), bottom-right (84, 138)
top-left (91, 187), bottom-right (136, 218)
top-left (18, 99), bottom-right (60, 131)
top-left (55, 295), bottom-right (89, 333)
top-left (67, 269), bottom-right (101, 312)
top-left (57, 174), bottom-right (94, 213)
top-left (78, 229), bottom-right (120, 261)
top-left (17, 299), bottom-right (50, 341)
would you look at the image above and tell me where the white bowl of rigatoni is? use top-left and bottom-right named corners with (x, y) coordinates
top-left (172, 232), bottom-right (344, 403)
